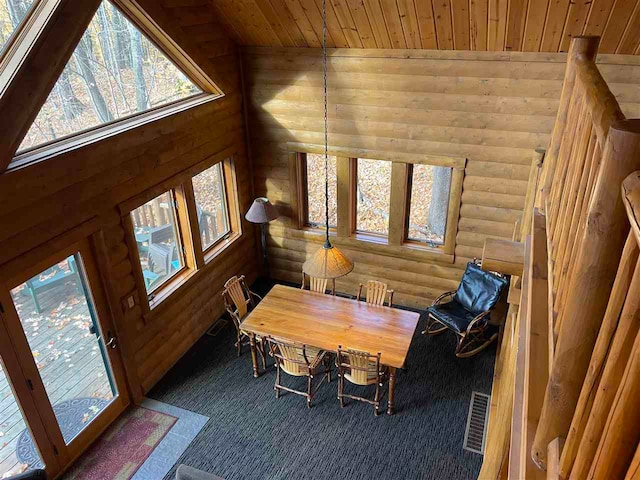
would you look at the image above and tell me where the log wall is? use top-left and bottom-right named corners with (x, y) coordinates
top-left (243, 47), bottom-right (640, 308)
top-left (0, 1), bottom-right (258, 399)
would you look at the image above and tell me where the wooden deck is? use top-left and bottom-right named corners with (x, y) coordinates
top-left (0, 281), bottom-right (113, 477)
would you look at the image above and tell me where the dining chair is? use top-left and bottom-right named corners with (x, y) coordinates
top-left (222, 275), bottom-right (266, 368)
top-left (357, 280), bottom-right (394, 306)
top-left (267, 337), bottom-right (332, 408)
top-left (301, 272), bottom-right (335, 295)
top-left (336, 346), bottom-right (388, 416)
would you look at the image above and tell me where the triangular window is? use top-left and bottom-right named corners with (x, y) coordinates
top-left (1, 0), bottom-right (37, 56)
top-left (18, 0), bottom-right (203, 153)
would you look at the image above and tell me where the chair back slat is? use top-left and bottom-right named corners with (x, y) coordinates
top-left (365, 280), bottom-right (388, 306)
top-left (269, 338), bottom-right (312, 376)
top-left (309, 276), bottom-right (328, 294)
top-left (337, 347), bottom-right (381, 386)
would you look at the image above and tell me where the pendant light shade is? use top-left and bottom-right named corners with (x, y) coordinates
top-left (303, 242), bottom-right (354, 279)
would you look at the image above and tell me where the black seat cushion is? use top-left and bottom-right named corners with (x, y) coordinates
top-left (453, 262), bottom-right (508, 315)
top-left (427, 301), bottom-right (478, 334)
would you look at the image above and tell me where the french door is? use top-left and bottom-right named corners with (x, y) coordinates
top-left (0, 237), bottom-right (130, 478)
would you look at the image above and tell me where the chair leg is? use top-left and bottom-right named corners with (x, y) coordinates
top-left (274, 365), bottom-right (281, 399)
top-left (374, 380), bottom-right (381, 416)
top-left (422, 314), bottom-right (448, 336)
top-left (236, 332), bottom-right (242, 357)
top-left (338, 373), bottom-right (344, 408)
top-left (455, 330), bottom-right (499, 358)
top-left (259, 338), bottom-right (268, 370)
top-left (307, 375), bottom-right (313, 408)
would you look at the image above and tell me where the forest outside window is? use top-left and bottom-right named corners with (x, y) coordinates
top-left (356, 158), bottom-right (391, 237)
top-left (0, 0), bottom-right (36, 57)
top-left (16, 0), bottom-right (210, 154)
top-left (131, 190), bottom-right (185, 297)
top-left (304, 152), bottom-right (337, 228)
top-left (407, 164), bottom-right (452, 246)
top-left (193, 162), bottom-right (230, 252)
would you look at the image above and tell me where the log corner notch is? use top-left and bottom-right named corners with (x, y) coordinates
top-left (481, 238), bottom-right (524, 277)
top-left (532, 119), bottom-right (640, 469)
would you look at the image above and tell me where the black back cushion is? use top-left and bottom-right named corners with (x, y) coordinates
top-left (454, 262), bottom-right (508, 315)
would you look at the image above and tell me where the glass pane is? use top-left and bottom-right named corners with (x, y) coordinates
top-left (18, 0), bottom-right (202, 152)
top-left (356, 158), bottom-right (391, 235)
top-left (0, 362), bottom-right (44, 476)
top-left (0, 0), bottom-right (36, 57)
top-left (306, 153), bottom-right (337, 228)
top-left (131, 191), bottom-right (184, 294)
top-left (408, 164), bottom-right (452, 245)
top-left (193, 163), bottom-right (230, 251)
top-left (9, 254), bottom-right (116, 446)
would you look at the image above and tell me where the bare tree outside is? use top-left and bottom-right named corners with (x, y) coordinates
top-left (18, 0), bottom-right (202, 152)
top-left (306, 153), bottom-right (337, 228)
top-left (0, 0), bottom-right (35, 55)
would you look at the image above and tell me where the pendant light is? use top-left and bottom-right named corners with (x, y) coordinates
top-left (302, 0), bottom-right (354, 280)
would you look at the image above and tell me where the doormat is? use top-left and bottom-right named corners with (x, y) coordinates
top-left (64, 405), bottom-right (177, 480)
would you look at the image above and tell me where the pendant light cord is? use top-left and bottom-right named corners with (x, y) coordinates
top-left (322, 0), bottom-right (331, 249)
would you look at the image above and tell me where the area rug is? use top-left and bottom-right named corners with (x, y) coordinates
top-left (64, 406), bottom-right (177, 480)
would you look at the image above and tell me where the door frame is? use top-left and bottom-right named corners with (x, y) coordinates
top-left (0, 226), bottom-right (130, 477)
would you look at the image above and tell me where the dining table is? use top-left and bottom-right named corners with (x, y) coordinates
top-left (239, 284), bottom-right (420, 415)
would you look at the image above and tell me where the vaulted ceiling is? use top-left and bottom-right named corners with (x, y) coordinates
top-left (206, 0), bottom-right (640, 54)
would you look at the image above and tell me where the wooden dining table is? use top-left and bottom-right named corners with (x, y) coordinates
top-left (239, 284), bottom-right (420, 415)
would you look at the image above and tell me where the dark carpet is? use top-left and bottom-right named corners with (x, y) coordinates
top-left (149, 281), bottom-right (495, 480)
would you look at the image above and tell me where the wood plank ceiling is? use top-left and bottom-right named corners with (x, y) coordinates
top-left (205, 0), bottom-right (640, 54)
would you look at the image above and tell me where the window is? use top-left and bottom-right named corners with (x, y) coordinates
top-left (18, 0), bottom-right (203, 153)
top-left (356, 158), bottom-right (391, 236)
top-left (193, 162), bottom-right (230, 251)
top-left (291, 147), bottom-right (465, 260)
top-left (305, 153), bottom-right (337, 228)
top-left (130, 191), bottom-right (185, 295)
top-left (407, 164), bottom-right (452, 245)
top-left (0, 0), bottom-right (36, 56)
top-left (121, 157), bottom-right (240, 311)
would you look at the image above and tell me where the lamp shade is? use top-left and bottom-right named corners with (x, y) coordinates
top-left (303, 244), bottom-right (354, 279)
top-left (245, 197), bottom-right (279, 224)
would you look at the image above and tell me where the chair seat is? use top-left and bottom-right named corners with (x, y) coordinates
top-left (280, 347), bottom-right (325, 376)
top-left (345, 369), bottom-right (378, 386)
top-left (427, 301), bottom-right (483, 334)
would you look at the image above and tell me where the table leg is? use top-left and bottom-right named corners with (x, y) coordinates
top-left (249, 334), bottom-right (260, 378)
top-left (387, 367), bottom-right (397, 415)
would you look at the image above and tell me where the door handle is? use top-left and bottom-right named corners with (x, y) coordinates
top-left (105, 332), bottom-right (117, 349)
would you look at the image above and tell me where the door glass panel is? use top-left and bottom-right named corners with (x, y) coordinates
top-left (0, 363), bottom-right (44, 477)
top-left (9, 254), bottom-right (116, 445)
top-left (193, 162), bottom-right (230, 251)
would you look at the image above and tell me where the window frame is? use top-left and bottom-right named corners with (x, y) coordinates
top-left (119, 151), bottom-right (241, 317)
top-left (289, 143), bottom-right (465, 263)
top-left (6, 0), bottom-right (224, 170)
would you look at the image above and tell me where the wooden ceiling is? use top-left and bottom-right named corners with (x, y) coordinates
top-left (205, 0), bottom-right (640, 54)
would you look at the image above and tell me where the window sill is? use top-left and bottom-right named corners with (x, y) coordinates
top-left (269, 225), bottom-right (454, 265)
top-left (143, 229), bottom-right (241, 323)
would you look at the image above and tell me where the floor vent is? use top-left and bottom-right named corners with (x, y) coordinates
top-left (206, 318), bottom-right (228, 337)
top-left (464, 391), bottom-right (490, 455)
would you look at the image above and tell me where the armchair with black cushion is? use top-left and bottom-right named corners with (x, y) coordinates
top-left (422, 262), bottom-right (508, 357)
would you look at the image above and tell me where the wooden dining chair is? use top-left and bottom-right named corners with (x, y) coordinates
top-left (222, 275), bottom-right (267, 368)
top-left (357, 280), bottom-right (394, 306)
top-left (267, 337), bottom-right (332, 408)
top-left (336, 346), bottom-right (388, 416)
top-left (301, 272), bottom-right (335, 295)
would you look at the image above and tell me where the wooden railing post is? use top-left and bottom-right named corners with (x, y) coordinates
top-left (532, 120), bottom-right (640, 469)
top-left (535, 36), bottom-right (599, 213)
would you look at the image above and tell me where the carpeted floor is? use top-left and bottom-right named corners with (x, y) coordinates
top-left (149, 281), bottom-right (495, 480)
